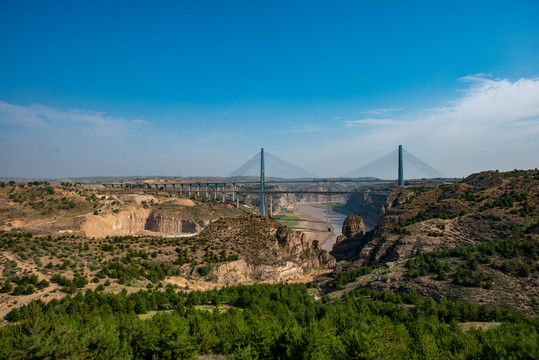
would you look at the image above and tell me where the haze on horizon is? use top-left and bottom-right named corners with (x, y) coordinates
top-left (1, 1), bottom-right (538, 179)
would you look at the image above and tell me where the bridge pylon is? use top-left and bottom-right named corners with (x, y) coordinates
top-left (398, 145), bottom-right (404, 186)
top-left (260, 148), bottom-right (266, 215)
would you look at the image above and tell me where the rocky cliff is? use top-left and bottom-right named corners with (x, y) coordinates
top-left (328, 170), bottom-right (539, 315)
top-left (343, 187), bottom-right (392, 229)
top-left (193, 215), bottom-right (336, 283)
top-left (81, 206), bottom-right (152, 238)
top-left (333, 170), bottom-right (539, 266)
top-left (144, 212), bottom-right (204, 234)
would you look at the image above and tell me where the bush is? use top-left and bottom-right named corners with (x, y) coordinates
top-left (197, 265), bottom-right (213, 276)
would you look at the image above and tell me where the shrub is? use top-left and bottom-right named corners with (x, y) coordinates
top-left (197, 265), bottom-right (213, 276)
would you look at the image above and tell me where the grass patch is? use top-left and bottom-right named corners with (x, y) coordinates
top-left (274, 210), bottom-right (301, 227)
top-left (459, 322), bottom-right (502, 332)
top-left (194, 304), bottom-right (237, 313)
top-left (137, 310), bottom-right (173, 320)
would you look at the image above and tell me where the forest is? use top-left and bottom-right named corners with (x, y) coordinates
top-left (1, 283), bottom-right (537, 359)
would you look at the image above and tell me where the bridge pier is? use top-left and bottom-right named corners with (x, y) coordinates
top-left (214, 184), bottom-right (218, 200)
top-left (232, 183), bottom-right (236, 202)
top-left (163, 184), bottom-right (167, 191)
top-left (172, 184), bottom-right (175, 191)
top-left (197, 184), bottom-right (200, 198)
top-left (260, 148), bottom-right (266, 215)
top-left (155, 184), bottom-right (158, 191)
top-left (206, 184), bottom-right (209, 198)
top-left (326, 193), bottom-right (333, 232)
top-left (188, 184), bottom-right (192, 196)
top-left (398, 145), bottom-right (404, 186)
top-left (222, 183), bottom-right (226, 203)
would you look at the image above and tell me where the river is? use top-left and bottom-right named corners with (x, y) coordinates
top-left (288, 202), bottom-right (348, 251)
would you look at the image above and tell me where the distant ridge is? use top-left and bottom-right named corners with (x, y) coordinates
top-left (345, 148), bottom-right (445, 179)
top-left (228, 151), bottom-right (319, 179)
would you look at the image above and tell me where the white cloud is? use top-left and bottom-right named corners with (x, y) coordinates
top-left (0, 100), bottom-right (149, 138)
top-left (345, 118), bottom-right (402, 127)
top-left (362, 107), bottom-right (405, 115)
top-left (1, 75), bottom-right (538, 178)
top-left (301, 75), bottom-right (539, 177)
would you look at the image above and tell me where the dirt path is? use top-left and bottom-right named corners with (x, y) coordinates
top-left (0, 252), bottom-right (65, 323)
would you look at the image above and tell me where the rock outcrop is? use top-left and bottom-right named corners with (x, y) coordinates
top-left (334, 170), bottom-right (539, 266)
top-left (342, 215), bottom-right (366, 239)
top-left (81, 207), bottom-right (207, 238)
top-left (81, 206), bottom-right (152, 238)
top-left (344, 189), bottom-right (392, 229)
top-left (144, 213), bottom-right (202, 234)
top-left (331, 215), bottom-right (370, 260)
top-left (193, 215), bottom-right (336, 283)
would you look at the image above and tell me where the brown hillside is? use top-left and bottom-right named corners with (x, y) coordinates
top-left (329, 170), bottom-right (539, 315)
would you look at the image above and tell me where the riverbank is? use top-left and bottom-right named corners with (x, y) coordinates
top-left (278, 202), bottom-right (347, 251)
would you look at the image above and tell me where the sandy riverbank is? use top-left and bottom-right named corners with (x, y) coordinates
top-left (285, 202), bottom-right (348, 251)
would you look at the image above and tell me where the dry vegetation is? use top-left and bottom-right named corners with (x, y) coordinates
top-left (331, 169), bottom-right (539, 315)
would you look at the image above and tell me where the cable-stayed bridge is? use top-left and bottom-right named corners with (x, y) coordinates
top-left (106, 146), bottom-right (460, 216)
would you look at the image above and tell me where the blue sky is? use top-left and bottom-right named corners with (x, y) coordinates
top-left (1, 0), bottom-right (538, 178)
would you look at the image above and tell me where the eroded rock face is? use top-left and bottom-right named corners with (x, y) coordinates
top-left (81, 206), bottom-right (152, 238)
top-left (276, 227), bottom-right (309, 257)
top-left (211, 260), bottom-right (305, 285)
top-left (344, 191), bottom-right (390, 229)
top-left (81, 207), bottom-right (205, 238)
top-left (193, 215), bottom-right (336, 282)
top-left (274, 226), bottom-right (335, 268)
top-left (334, 171), bottom-right (539, 267)
top-left (342, 215), bottom-right (366, 239)
top-left (144, 213), bottom-right (200, 234)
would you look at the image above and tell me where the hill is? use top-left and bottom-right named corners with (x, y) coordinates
top-left (331, 170), bottom-right (539, 314)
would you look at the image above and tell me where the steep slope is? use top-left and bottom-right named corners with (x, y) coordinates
top-left (330, 170), bottom-right (539, 314)
top-left (334, 170), bottom-right (538, 264)
top-left (193, 215), bottom-right (336, 284)
top-left (0, 182), bottom-right (246, 237)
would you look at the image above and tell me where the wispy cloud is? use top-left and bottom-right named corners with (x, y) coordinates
top-left (0, 100), bottom-right (149, 138)
top-left (345, 118), bottom-right (401, 127)
top-left (362, 107), bottom-right (405, 115)
top-left (301, 75), bottom-right (539, 177)
top-left (287, 123), bottom-right (326, 133)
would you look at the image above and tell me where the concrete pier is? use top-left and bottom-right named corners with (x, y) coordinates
top-left (260, 148), bottom-right (266, 215)
top-left (398, 145), bottom-right (404, 186)
top-left (222, 183), bottom-right (226, 203)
